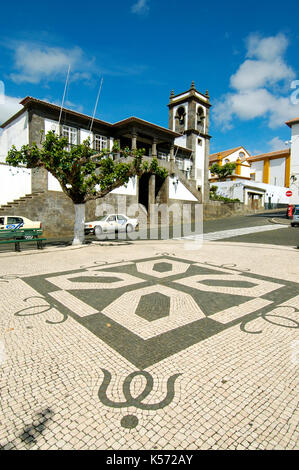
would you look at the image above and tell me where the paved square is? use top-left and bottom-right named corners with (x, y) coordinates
top-left (0, 240), bottom-right (298, 450)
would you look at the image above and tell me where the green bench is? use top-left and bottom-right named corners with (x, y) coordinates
top-left (0, 228), bottom-right (46, 252)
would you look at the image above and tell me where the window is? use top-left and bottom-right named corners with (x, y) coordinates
top-left (239, 151), bottom-right (245, 158)
top-left (177, 107), bottom-right (185, 125)
top-left (7, 217), bottom-right (23, 224)
top-left (0, 217), bottom-right (4, 225)
top-left (62, 125), bottom-right (78, 149)
top-left (94, 134), bottom-right (108, 151)
top-left (107, 215), bottom-right (116, 222)
top-left (197, 107), bottom-right (205, 132)
top-left (117, 215), bottom-right (127, 224)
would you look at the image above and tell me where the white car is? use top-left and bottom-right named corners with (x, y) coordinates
top-left (84, 214), bottom-right (139, 235)
top-left (0, 215), bottom-right (42, 231)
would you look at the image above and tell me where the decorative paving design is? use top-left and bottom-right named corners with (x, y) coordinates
top-left (22, 255), bottom-right (299, 369)
top-left (2, 250), bottom-right (299, 447)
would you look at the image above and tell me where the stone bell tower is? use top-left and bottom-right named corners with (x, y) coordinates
top-left (168, 81), bottom-right (211, 202)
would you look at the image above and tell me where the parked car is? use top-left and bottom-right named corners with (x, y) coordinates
top-left (286, 204), bottom-right (295, 219)
top-left (0, 215), bottom-right (42, 230)
top-left (84, 214), bottom-right (139, 235)
top-left (290, 206), bottom-right (299, 227)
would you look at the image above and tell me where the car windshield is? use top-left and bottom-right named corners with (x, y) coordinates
top-left (294, 209), bottom-right (299, 215)
top-left (97, 216), bottom-right (108, 221)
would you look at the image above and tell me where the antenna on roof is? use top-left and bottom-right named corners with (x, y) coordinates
top-left (89, 76), bottom-right (104, 134)
top-left (58, 64), bottom-right (71, 128)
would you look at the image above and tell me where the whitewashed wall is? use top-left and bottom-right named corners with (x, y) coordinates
top-left (240, 163), bottom-right (252, 178)
top-left (48, 174), bottom-right (136, 195)
top-left (290, 123), bottom-right (299, 203)
top-left (251, 160), bottom-right (264, 182)
top-left (0, 112), bottom-right (29, 163)
top-left (44, 118), bottom-right (60, 135)
top-left (0, 164), bottom-right (31, 206)
top-left (80, 129), bottom-right (90, 143)
top-left (169, 177), bottom-right (198, 201)
top-left (291, 123), bottom-right (299, 177)
top-left (48, 173), bottom-right (62, 192)
top-left (111, 177), bottom-right (137, 196)
top-left (213, 180), bottom-right (290, 206)
top-left (174, 135), bottom-right (187, 148)
top-left (195, 139), bottom-right (205, 184)
top-left (269, 158), bottom-right (285, 187)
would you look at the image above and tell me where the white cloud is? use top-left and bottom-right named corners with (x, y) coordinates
top-left (230, 59), bottom-right (294, 91)
top-left (0, 95), bottom-right (22, 125)
top-left (131, 0), bottom-right (149, 15)
top-left (246, 33), bottom-right (289, 62)
top-left (7, 41), bottom-right (147, 84)
top-left (268, 136), bottom-right (288, 151)
top-left (9, 43), bottom-right (91, 84)
top-left (213, 33), bottom-right (299, 130)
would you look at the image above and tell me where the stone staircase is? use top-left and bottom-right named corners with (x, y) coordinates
top-left (0, 192), bottom-right (46, 213)
top-left (0, 190), bottom-right (74, 237)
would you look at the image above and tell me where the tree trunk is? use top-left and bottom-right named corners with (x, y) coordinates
top-left (73, 203), bottom-right (86, 245)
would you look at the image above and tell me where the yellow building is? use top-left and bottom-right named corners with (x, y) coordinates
top-left (209, 146), bottom-right (252, 182)
top-left (247, 149), bottom-right (291, 188)
top-left (209, 146), bottom-right (291, 208)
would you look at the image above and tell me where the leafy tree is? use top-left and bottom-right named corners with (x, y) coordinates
top-left (210, 162), bottom-right (236, 181)
top-left (209, 185), bottom-right (218, 195)
top-left (6, 131), bottom-right (168, 245)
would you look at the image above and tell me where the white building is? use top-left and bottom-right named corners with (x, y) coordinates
top-left (286, 117), bottom-right (299, 204)
top-left (209, 145), bottom-right (292, 209)
top-left (0, 86), bottom-right (208, 208)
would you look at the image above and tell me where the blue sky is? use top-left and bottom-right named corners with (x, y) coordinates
top-left (0, 0), bottom-right (298, 155)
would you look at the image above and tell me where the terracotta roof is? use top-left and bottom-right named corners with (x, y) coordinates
top-left (248, 148), bottom-right (290, 162)
top-left (23, 96), bottom-right (113, 127)
top-left (286, 117), bottom-right (299, 127)
top-left (0, 96), bottom-right (113, 129)
top-left (112, 116), bottom-right (180, 137)
top-left (209, 146), bottom-right (244, 162)
top-left (1, 97), bottom-right (180, 138)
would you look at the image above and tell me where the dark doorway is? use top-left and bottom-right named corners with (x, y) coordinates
top-left (155, 175), bottom-right (165, 202)
top-left (138, 174), bottom-right (150, 210)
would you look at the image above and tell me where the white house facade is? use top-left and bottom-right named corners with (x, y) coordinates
top-left (0, 84), bottom-right (207, 210)
top-left (286, 117), bottom-right (299, 204)
top-left (209, 145), bottom-right (293, 209)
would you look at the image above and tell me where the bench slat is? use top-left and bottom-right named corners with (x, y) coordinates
top-left (0, 237), bottom-right (47, 252)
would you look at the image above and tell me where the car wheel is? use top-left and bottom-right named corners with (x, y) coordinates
top-left (291, 223), bottom-right (295, 227)
top-left (94, 225), bottom-right (102, 237)
top-left (126, 224), bottom-right (133, 233)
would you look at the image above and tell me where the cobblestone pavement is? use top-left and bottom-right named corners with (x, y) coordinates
top-left (0, 240), bottom-right (298, 450)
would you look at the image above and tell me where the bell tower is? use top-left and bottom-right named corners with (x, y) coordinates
top-left (168, 81), bottom-right (211, 202)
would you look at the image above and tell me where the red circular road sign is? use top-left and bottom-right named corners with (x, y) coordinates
top-left (286, 190), bottom-right (293, 197)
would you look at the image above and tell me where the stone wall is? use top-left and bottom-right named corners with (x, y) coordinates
top-left (0, 190), bottom-right (148, 238)
top-left (0, 191), bottom-right (264, 238)
top-left (203, 201), bottom-right (263, 219)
